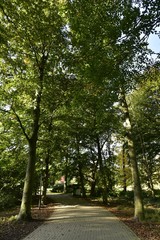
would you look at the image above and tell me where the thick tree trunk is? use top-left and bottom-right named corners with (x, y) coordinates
top-left (17, 87), bottom-right (41, 220)
top-left (97, 136), bottom-right (108, 203)
top-left (120, 90), bottom-right (144, 221)
top-left (42, 116), bottom-right (53, 202)
top-left (17, 140), bottom-right (37, 220)
top-left (128, 135), bottom-right (144, 221)
top-left (16, 50), bottom-right (46, 221)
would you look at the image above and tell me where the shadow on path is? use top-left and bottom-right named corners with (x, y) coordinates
top-left (47, 193), bottom-right (94, 206)
top-left (22, 193), bottom-right (141, 240)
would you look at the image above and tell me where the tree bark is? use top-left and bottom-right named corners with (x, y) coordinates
top-left (97, 136), bottom-right (108, 203)
top-left (17, 64), bottom-right (43, 220)
top-left (42, 152), bottom-right (50, 205)
top-left (76, 136), bottom-right (86, 197)
top-left (78, 163), bottom-right (86, 197)
top-left (128, 135), bottom-right (144, 221)
top-left (120, 90), bottom-right (145, 221)
top-left (122, 143), bottom-right (127, 192)
top-left (90, 180), bottom-right (96, 196)
top-left (17, 139), bottom-right (37, 220)
top-left (90, 150), bottom-right (98, 196)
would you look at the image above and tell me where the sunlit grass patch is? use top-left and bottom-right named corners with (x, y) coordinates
top-left (145, 207), bottom-right (160, 223)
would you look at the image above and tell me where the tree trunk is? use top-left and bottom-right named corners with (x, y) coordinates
top-left (16, 50), bottom-right (46, 221)
top-left (90, 151), bottom-right (98, 196)
top-left (17, 85), bottom-right (42, 220)
top-left (139, 133), bottom-right (155, 196)
top-left (120, 90), bottom-right (145, 221)
top-left (64, 168), bottom-right (68, 193)
top-left (97, 136), bottom-right (108, 203)
top-left (42, 152), bottom-right (50, 205)
top-left (106, 140), bottom-right (115, 192)
top-left (90, 175), bottom-right (96, 196)
top-left (78, 163), bottom-right (86, 197)
top-left (128, 136), bottom-right (144, 221)
top-left (17, 140), bottom-right (37, 220)
top-left (75, 136), bottom-right (86, 197)
top-left (122, 143), bottom-right (127, 192)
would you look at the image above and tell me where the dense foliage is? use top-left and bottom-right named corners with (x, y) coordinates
top-left (0, 0), bottom-right (159, 221)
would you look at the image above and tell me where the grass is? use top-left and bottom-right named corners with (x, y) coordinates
top-left (89, 194), bottom-right (160, 223)
top-left (145, 208), bottom-right (160, 222)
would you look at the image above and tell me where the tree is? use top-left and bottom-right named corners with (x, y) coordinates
top-left (115, 142), bottom-right (132, 192)
top-left (0, 0), bottom-right (66, 220)
top-left (0, 118), bottom-right (27, 209)
top-left (1, 0), bottom-right (159, 222)
top-left (66, 0), bottom-right (152, 220)
top-left (129, 65), bottom-right (160, 196)
top-left (119, 89), bottom-right (145, 221)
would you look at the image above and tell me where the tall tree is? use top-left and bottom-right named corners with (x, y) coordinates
top-left (0, 0), bottom-right (66, 220)
top-left (66, 0), bottom-right (152, 220)
top-left (129, 65), bottom-right (160, 196)
top-left (119, 88), bottom-right (145, 221)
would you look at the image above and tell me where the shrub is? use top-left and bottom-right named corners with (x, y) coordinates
top-left (0, 193), bottom-right (18, 211)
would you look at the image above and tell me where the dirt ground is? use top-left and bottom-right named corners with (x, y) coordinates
top-left (108, 206), bottom-right (160, 240)
top-left (0, 203), bottom-right (54, 240)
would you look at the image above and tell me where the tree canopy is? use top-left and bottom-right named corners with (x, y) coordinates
top-left (0, 0), bottom-right (159, 221)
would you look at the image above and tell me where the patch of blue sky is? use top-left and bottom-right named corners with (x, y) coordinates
top-left (148, 27), bottom-right (160, 54)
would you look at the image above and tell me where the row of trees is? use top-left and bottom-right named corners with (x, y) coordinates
top-left (0, 0), bottom-right (159, 221)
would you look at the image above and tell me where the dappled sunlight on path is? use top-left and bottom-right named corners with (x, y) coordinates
top-left (22, 193), bottom-right (141, 240)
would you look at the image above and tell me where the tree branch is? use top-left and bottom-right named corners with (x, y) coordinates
top-left (0, 107), bottom-right (10, 113)
top-left (0, 4), bottom-right (14, 24)
top-left (11, 106), bottom-right (30, 142)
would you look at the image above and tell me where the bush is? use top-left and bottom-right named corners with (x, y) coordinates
top-left (119, 190), bottom-right (134, 200)
top-left (0, 193), bottom-right (18, 211)
top-left (0, 185), bottom-right (22, 211)
top-left (154, 189), bottom-right (160, 197)
top-left (51, 183), bottom-right (64, 193)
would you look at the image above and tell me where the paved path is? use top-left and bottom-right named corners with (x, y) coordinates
top-left (22, 193), bottom-right (140, 240)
